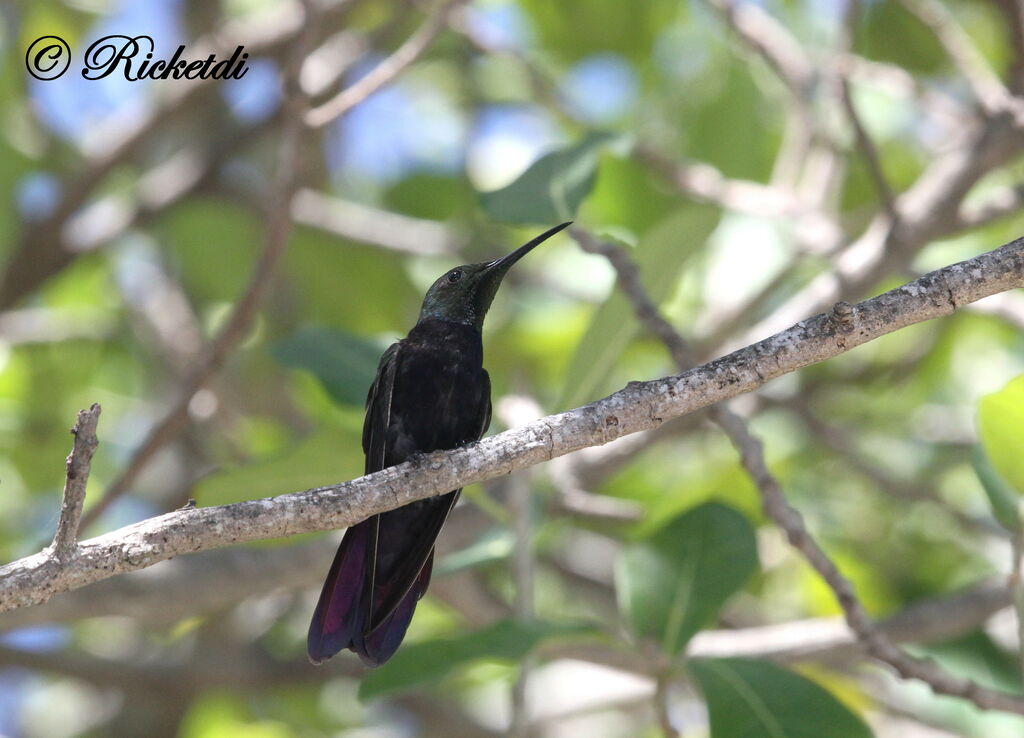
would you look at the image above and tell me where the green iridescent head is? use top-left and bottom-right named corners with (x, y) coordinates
top-left (418, 222), bottom-right (571, 330)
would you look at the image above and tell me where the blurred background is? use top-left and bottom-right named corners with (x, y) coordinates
top-left (3, 0), bottom-right (1024, 735)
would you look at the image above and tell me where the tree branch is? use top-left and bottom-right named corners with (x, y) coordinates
top-left (304, 0), bottom-right (463, 128)
top-left (78, 7), bottom-right (318, 530)
top-left (50, 404), bottom-right (102, 560)
top-left (572, 227), bottom-right (1024, 714)
top-left (1, 236), bottom-right (1021, 615)
top-left (0, 0), bottom-right (357, 309)
top-left (899, 0), bottom-right (1022, 119)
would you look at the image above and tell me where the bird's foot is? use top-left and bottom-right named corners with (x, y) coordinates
top-left (405, 451), bottom-right (429, 466)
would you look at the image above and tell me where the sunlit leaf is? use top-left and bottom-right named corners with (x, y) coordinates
top-left (433, 527), bottom-right (514, 578)
top-left (615, 502), bottom-right (756, 655)
top-left (194, 428), bottom-right (363, 506)
top-left (978, 374), bottom-right (1024, 495)
top-left (972, 445), bottom-right (1020, 532)
top-left (559, 204), bottom-right (718, 409)
top-left (689, 658), bottom-right (873, 738)
top-left (480, 131), bottom-right (623, 224)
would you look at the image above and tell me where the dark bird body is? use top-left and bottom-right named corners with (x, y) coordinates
top-left (308, 222), bottom-right (570, 666)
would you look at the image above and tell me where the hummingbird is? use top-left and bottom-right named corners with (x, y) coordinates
top-left (307, 221), bottom-right (571, 666)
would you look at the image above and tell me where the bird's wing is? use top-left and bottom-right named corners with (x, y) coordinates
top-left (308, 342), bottom-right (401, 664)
top-left (362, 342), bottom-right (400, 473)
top-left (363, 365), bottom-right (492, 639)
top-left (477, 368), bottom-right (492, 440)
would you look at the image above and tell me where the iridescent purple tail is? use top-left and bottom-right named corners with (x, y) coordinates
top-left (307, 518), bottom-right (432, 667)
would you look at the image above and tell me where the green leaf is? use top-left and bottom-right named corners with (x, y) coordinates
top-left (194, 428), bottom-right (363, 506)
top-left (972, 445), bottom-right (1020, 532)
top-left (271, 326), bottom-right (384, 407)
top-left (558, 205), bottom-right (718, 409)
top-left (688, 658), bottom-right (873, 738)
top-left (480, 131), bottom-right (622, 224)
top-left (978, 374), bottom-right (1024, 495)
top-left (433, 527), bottom-right (514, 578)
top-left (615, 502), bottom-right (757, 655)
top-left (359, 620), bottom-right (589, 700)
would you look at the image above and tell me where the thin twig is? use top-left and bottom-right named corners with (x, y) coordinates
top-left (899, 0), bottom-right (1023, 120)
top-left (704, 0), bottom-right (815, 104)
top-left (79, 2), bottom-right (317, 531)
top-left (634, 145), bottom-right (808, 219)
top-left (956, 183), bottom-right (1024, 230)
top-left (572, 227), bottom-right (1024, 715)
top-left (305, 0), bottom-right (462, 127)
top-left (0, 0), bottom-right (357, 310)
top-left (497, 395), bottom-right (540, 738)
top-left (837, 57), bottom-right (898, 220)
top-left (50, 405), bottom-right (102, 559)
top-left (654, 673), bottom-right (680, 738)
top-left (291, 188), bottom-right (463, 255)
top-left (989, 0), bottom-right (1024, 93)
top-left (511, 469), bottom-right (534, 738)
top-left (1012, 532), bottom-right (1024, 687)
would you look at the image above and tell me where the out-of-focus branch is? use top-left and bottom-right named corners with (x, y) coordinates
top-left (501, 397), bottom-right (539, 738)
top-left (291, 188), bottom-right (463, 255)
top-left (50, 405), bottom-right (102, 559)
top-left (840, 54), bottom-right (969, 126)
top-left (899, 0), bottom-right (1022, 119)
top-left (704, 0), bottom-right (815, 106)
top-left (988, 0), bottom-right (1024, 93)
top-left (736, 115), bottom-right (1024, 350)
top-left (692, 580), bottom-right (1010, 663)
top-left (305, 0), bottom-right (463, 127)
top-left (780, 398), bottom-right (1001, 537)
top-left (571, 227), bottom-right (1024, 715)
top-left (654, 674), bottom-right (680, 738)
top-left (836, 25), bottom-right (897, 222)
top-left (0, 0), bottom-right (357, 309)
top-left (79, 2), bottom-right (319, 531)
top-left (634, 145), bottom-right (806, 219)
top-left (956, 183), bottom-right (1024, 230)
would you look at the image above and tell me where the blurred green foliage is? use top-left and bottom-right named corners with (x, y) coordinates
top-left (2, 0), bottom-right (1024, 736)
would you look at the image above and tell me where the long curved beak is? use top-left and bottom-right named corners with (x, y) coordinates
top-left (486, 221), bottom-right (572, 274)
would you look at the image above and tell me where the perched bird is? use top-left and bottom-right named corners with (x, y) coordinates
top-left (308, 221), bottom-right (571, 667)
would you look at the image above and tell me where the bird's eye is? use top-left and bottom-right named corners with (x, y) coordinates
top-left (447, 270), bottom-right (463, 283)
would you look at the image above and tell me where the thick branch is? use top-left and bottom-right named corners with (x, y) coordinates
top-left (1, 237), bottom-right (1021, 612)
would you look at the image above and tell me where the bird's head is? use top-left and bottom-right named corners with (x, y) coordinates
top-left (418, 222), bottom-right (571, 331)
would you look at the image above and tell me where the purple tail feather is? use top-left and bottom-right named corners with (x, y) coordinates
top-left (307, 519), bottom-right (435, 666)
top-left (307, 519), bottom-right (372, 665)
top-left (353, 553), bottom-right (434, 666)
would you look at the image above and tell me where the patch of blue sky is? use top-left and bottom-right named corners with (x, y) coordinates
top-left (16, 173), bottom-right (61, 221)
top-left (30, 0), bottom-right (184, 144)
top-left (467, 104), bottom-right (564, 190)
top-left (0, 626), bottom-right (70, 653)
top-left (0, 670), bottom-right (36, 736)
top-left (325, 64), bottom-right (467, 185)
top-left (562, 53), bottom-right (637, 125)
top-left (222, 58), bottom-right (280, 124)
top-left (464, 0), bottom-right (534, 50)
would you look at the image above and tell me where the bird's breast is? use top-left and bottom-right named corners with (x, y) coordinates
top-left (387, 320), bottom-right (488, 455)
